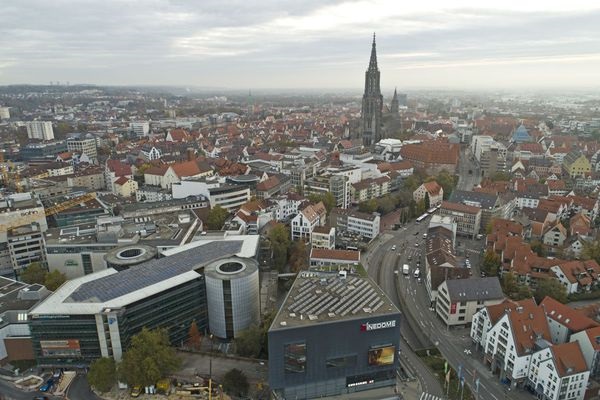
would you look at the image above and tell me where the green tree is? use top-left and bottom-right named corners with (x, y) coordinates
top-left (358, 199), bottom-right (377, 213)
top-left (118, 328), bottom-right (181, 387)
top-left (530, 240), bottom-right (545, 257)
top-left (424, 192), bottom-right (431, 211)
top-left (416, 200), bottom-right (426, 216)
top-left (482, 251), bottom-right (501, 276)
top-left (20, 262), bottom-right (47, 284)
top-left (268, 224), bottom-right (290, 272)
top-left (403, 175), bottom-right (421, 192)
top-left (234, 326), bottom-right (262, 358)
top-left (582, 240), bottom-right (600, 264)
top-left (491, 172), bottom-right (511, 182)
top-left (88, 357), bottom-right (117, 393)
top-left (308, 193), bottom-right (336, 213)
top-left (289, 239), bottom-right (308, 273)
top-left (501, 272), bottom-right (532, 301)
top-left (44, 270), bottom-right (67, 291)
top-left (222, 368), bottom-right (249, 397)
top-left (187, 320), bottom-right (202, 351)
top-left (534, 278), bottom-right (568, 304)
top-left (430, 170), bottom-right (458, 200)
top-left (376, 195), bottom-right (396, 214)
top-left (206, 205), bottom-right (229, 230)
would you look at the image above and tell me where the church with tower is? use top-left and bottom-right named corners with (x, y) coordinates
top-left (360, 34), bottom-right (403, 147)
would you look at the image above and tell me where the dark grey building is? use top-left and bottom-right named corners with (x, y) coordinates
top-left (268, 271), bottom-right (401, 399)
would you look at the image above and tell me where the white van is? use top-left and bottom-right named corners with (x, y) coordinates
top-left (414, 268), bottom-right (421, 278)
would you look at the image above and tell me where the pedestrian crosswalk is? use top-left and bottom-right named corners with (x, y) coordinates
top-left (419, 393), bottom-right (444, 400)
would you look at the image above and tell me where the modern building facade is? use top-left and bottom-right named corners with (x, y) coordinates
top-left (66, 136), bottom-right (98, 163)
top-left (204, 257), bottom-right (260, 339)
top-left (268, 271), bottom-right (401, 399)
top-left (330, 208), bottom-right (381, 240)
top-left (439, 201), bottom-right (481, 238)
top-left (361, 35), bottom-right (383, 147)
top-left (435, 277), bottom-right (503, 327)
top-left (29, 239), bottom-right (258, 367)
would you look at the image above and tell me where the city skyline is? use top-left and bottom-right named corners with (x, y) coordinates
top-left (2, 1), bottom-right (600, 89)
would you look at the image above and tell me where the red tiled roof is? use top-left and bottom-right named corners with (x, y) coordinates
top-left (441, 201), bottom-right (480, 215)
top-left (310, 248), bottom-right (360, 262)
top-left (550, 341), bottom-right (588, 377)
top-left (256, 175), bottom-right (280, 192)
top-left (540, 296), bottom-right (599, 332)
top-left (423, 180), bottom-right (442, 196)
top-left (106, 159), bottom-right (132, 176)
top-left (171, 160), bottom-right (201, 178)
top-left (114, 176), bottom-right (130, 186)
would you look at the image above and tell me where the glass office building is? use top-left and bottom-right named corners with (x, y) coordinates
top-left (29, 239), bottom-right (257, 367)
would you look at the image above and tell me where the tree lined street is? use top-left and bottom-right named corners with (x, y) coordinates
top-left (365, 214), bottom-right (535, 400)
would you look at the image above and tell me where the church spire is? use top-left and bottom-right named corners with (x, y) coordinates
top-left (369, 32), bottom-right (378, 70)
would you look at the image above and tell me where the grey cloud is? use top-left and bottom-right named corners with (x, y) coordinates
top-left (1, 1), bottom-right (599, 89)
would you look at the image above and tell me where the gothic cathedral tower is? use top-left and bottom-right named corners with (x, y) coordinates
top-left (361, 34), bottom-right (383, 147)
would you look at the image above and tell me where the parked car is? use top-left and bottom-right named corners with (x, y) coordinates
top-left (32, 397), bottom-right (49, 400)
top-left (131, 386), bottom-right (142, 398)
top-left (39, 379), bottom-right (53, 392)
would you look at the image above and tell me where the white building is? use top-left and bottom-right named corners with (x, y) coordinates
top-left (67, 136), bottom-right (98, 163)
top-left (26, 121), bottom-right (54, 141)
top-left (309, 248), bottom-right (360, 268)
top-left (0, 107), bottom-right (10, 120)
top-left (291, 202), bottom-right (326, 241)
top-left (172, 180), bottom-right (250, 211)
top-left (528, 342), bottom-right (589, 400)
top-left (269, 194), bottom-right (305, 222)
top-left (129, 121), bottom-right (150, 137)
top-left (435, 277), bottom-right (503, 327)
top-left (330, 208), bottom-right (381, 240)
top-left (471, 298), bottom-right (591, 398)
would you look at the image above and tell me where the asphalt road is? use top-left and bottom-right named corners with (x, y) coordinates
top-left (367, 218), bottom-right (534, 400)
top-left (67, 375), bottom-right (103, 400)
top-left (0, 378), bottom-right (62, 400)
top-left (457, 145), bottom-right (481, 191)
top-left (365, 224), bottom-right (443, 398)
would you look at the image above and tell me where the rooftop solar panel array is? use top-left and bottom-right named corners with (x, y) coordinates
top-left (67, 241), bottom-right (243, 303)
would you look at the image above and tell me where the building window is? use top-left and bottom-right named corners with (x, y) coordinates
top-left (284, 342), bottom-right (306, 374)
top-left (326, 354), bottom-right (357, 368)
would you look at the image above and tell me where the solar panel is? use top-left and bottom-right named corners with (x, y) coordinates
top-left (68, 241), bottom-right (243, 303)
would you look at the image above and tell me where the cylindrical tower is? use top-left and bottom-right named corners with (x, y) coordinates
top-left (204, 257), bottom-right (259, 339)
top-left (103, 244), bottom-right (157, 270)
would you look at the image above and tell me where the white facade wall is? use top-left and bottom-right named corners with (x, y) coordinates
top-left (27, 121), bottom-right (54, 141)
top-left (346, 215), bottom-right (380, 239)
top-left (550, 266), bottom-right (579, 295)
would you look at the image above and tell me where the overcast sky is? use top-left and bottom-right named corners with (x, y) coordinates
top-left (2, 0), bottom-right (600, 90)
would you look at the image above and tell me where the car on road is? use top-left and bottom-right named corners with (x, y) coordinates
top-left (33, 397), bottom-right (49, 400)
top-left (39, 379), bottom-right (54, 392)
top-left (391, 245), bottom-right (396, 251)
top-left (414, 268), bottom-right (421, 278)
top-left (414, 243), bottom-right (419, 247)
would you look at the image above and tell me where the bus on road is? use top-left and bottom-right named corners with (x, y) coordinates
top-left (416, 213), bottom-right (429, 223)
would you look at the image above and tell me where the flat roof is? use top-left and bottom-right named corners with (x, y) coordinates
top-left (270, 271), bottom-right (400, 331)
